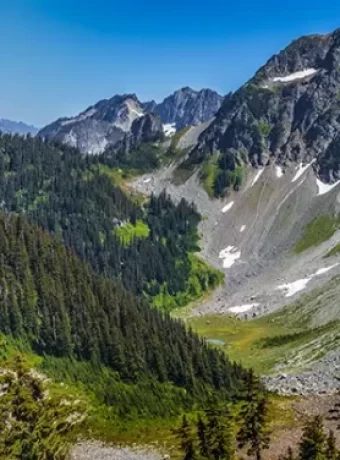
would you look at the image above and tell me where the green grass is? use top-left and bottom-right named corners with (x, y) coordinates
top-left (187, 302), bottom-right (340, 375)
top-left (170, 126), bottom-right (191, 150)
top-left (201, 153), bottom-right (220, 197)
top-left (114, 220), bottom-right (150, 246)
top-left (326, 243), bottom-right (340, 258)
top-left (294, 214), bottom-right (340, 253)
top-left (149, 255), bottom-right (223, 311)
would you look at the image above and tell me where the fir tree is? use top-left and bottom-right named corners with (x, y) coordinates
top-left (0, 355), bottom-right (86, 459)
top-left (176, 415), bottom-right (198, 460)
top-left (325, 430), bottom-right (337, 460)
top-left (237, 370), bottom-right (271, 460)
top-left (299, 416), bottom-right (327, 460)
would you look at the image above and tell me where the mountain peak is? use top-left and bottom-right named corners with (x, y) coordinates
top-left (0, 119), bottom-right (38, 136)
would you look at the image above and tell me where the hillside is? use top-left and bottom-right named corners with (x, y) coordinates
top-left (0, 210), bottom-right (245, 408)
top-left (131, 27), bottom-right (340, 398)
top-left (0, 132), bottom-right (222, 311)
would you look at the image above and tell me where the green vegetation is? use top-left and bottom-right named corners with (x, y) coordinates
top-left (257, 122), bottom-right (272, 138)
top-left (0, 354), bottom-right (86, 459)
top-left (326, 242), bottom-right (340, 258)
top-left (188, 299), bottom-right (340, 375)
top-left (201, 153), bottom-right (220, 197)
top-left (114, 220), bottom-right (150, 245)
top-left (0, 210), bottom-right (246, 421)
top-left (294, 214), bottom-right (340, 253)
top-left (0, 133), bottom-right (220, 310)
top-left (150, 255), bottom-right (223, 311)
top-left (172, 126), bottom-right (191, 146)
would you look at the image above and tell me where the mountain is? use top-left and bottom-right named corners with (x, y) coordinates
top-left (0, 118), bottom-right (38, 136)
top-left (39, 94), bottom-right (163, 154)
top-left (132, 27), bottom-right (340, 398)
top-left (184, 28), bottom-right (340, 195)
top-left (152, 87), bottom-right (224, 130)
top-left (38, 87), bottom-right (223, 154)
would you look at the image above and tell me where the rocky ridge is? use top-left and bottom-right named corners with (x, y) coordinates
top-left (186, 28), bottom-right (340, 190)
top-left (0, 118), bottom-right (38, 136)
top-left (39, 88), bottom-right (223, 154)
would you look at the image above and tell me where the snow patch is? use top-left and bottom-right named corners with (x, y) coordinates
top-left (314, 263), bottom-right (340, 276)
top-left (272, 68), bottom-right (318, 83)
top-left (163, 123), bottom-right (176, 137)
top-left (276, 278), bottom-right (312, 297)
top-left (219, 246), bottom-right (241, 269)
top-left (275, 166), bottom-right (283, 178)
top-left (276, 264), bottom-right (340, 297)
top-left (143, 178), bottom-right (151, 184)
top-left (316, 178), bottom-right (340, 196)
top-left (240, 225), bottom-right (246, 233)
top-left (221, 201), bottom-right (234, 213)
top-left (229, 303), bottom-right (259, 314)
top-left (251, 168), bottom-right (264, 186)
top-left (291, 161), bottom-right (314, 182)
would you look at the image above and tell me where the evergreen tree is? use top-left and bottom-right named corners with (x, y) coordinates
top-left (197, 414), bottom-right (209, 459)
top-left (0, 355), bottom-right (86, 459)
top-left (325, 430), bottom-right (337, 460)
top-left (176, 415), bottom-right (198, 460)
top-left (237, 370), bottom-right (271, 460)
top-left (299, 416), bottom-right (327, 460)
top-left (202, 400), bottom-right (236, 460)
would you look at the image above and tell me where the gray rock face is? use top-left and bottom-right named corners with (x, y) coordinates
top-left (152, 87), bottom-right (223, 130)
top-left (189, 28), bottom-right (340, 184)
top-left (39, 88), bottom-right (223, 155)
top-left (39, 94), bottom-right (155, 154)
top-left (0, 119), bottom-right (38, 136)
top-left (112, 113), bottom-right (164, 154)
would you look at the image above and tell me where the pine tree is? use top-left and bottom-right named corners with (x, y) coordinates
top-left (325, 430), bottom-right (337, 460)
top-left (204, 402), bottom-right (236, 460)
top-left (299, 416), bottom-right (327, 460)
top-left (197, 414), bottom-right (209, 459)
top-left (237, 370), bottom-right (271, 460)
top-left (176, 415), bottom-right (198, 460)
top-left (0, 355), bottom-right (86, 459)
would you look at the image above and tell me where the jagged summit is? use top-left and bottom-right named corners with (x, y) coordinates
top-left (39, 87), bottom-right (223, 154)
top-left (0, 118), bottom-right (38, 136)
top-left (185, 27), bottom-right (340, 193)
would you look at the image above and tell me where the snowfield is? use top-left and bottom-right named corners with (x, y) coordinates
top-left (221, 201), bottom-right (234, 213)
top-left (272, 68), bottom-right (318, 83)
top-left (251, 168), bottom-right (264, 186)
top-left (163, 123), bottom-right (176, 137)
top-left (219, 246), bottom-right (241, 269)
top-left (316, 178), bottom-right (340, 196)
top-left (229, 303), bottom-right (260, 314)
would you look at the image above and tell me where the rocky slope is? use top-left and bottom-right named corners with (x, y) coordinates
top-left (39, 88), bottom-right (223, 154)
top-left (183, 28), bottom-right (340, 195)
top-left (0, 118), bottom-right (38, 135)
top-left (39, 94), bottom-right (163, 154)
top-left (149, 87), bottom-right (223, 130)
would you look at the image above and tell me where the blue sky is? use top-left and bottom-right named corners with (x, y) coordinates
top-left (1, 1), bottom-right (340, 127)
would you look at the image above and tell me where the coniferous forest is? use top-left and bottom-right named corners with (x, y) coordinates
top-left (0, 133), bottom-right (221, 309)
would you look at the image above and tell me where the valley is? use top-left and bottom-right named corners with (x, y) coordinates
top-left (3, 22), bottom-right (340, 460)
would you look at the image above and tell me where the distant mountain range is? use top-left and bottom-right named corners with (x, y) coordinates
top-left (38, 87), bottom-right (224, 154)
top-left (0, 118), bottom-right (38, 136)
